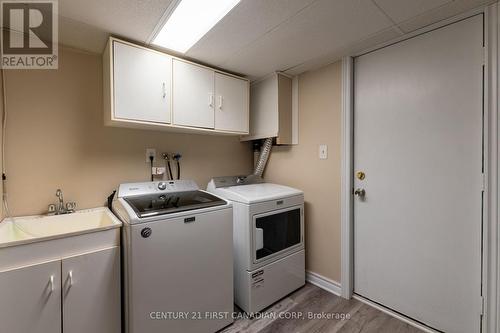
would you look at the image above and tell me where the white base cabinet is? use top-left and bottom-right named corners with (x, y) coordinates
top-left (0, 231), bottom-right (121, 333)
top-left (0, 260), bottom-right (62, 333)
top-left (62, 247), bottom-right (121, 333)
top-left (104, 37), bottom-right (249, 135)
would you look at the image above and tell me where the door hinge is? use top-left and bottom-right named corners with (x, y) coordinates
top-left (481, 173), bottom-right (486, 191)
top-left (480, 296), bottom-right (485, 315)
top-left (482, 46), bottom-right (486, 65)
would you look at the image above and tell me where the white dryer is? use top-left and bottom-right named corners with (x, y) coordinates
top-left (112, 180), bottom-right (233, 333)
top-left (207, 176), bottom-right (305, 313)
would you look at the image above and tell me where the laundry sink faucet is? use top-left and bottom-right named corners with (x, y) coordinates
top-left (48, 189), bottom-right (77, 215)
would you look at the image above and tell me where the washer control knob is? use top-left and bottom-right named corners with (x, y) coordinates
top-left (141, 228), bottom-right (152, 238)
top-left (158, 182), bottom-right (167, 190)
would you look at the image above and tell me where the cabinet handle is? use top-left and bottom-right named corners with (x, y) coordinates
top-left (49, 275), bottom-right (55, 294)
top-left (68, 271), bottom-right (73, 289)
top-left (218, 96), bottom-right (223, 110)
top-left (209, 93), bottom-right (214, 107)
top-left (162, 82), bottom-right (166, 99)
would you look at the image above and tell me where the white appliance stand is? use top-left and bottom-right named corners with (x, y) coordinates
top-left (238, 250), bottom-right (305, 313)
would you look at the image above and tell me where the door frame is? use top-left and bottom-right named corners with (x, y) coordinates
top-left (340, 4), bottom-right (500, 333)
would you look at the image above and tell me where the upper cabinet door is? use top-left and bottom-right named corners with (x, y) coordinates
top-left (215, 73), bottom-right (249, 133)
top-left (0, 260), bottom-right (62, 333)
top-left (173, 59), bottom-right (215, 129)
top-left (113, 41), bottom-right (172, 123)
top-left (62, 247), bottom-right (121, 333)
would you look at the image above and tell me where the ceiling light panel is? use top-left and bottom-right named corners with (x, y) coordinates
top-left (152, 0), bottom-right (241, 53)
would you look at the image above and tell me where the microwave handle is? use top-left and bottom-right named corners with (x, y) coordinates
top-left (256, 228), bottom-right (264, 250)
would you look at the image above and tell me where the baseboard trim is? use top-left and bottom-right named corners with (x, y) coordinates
top-left (306, 271), bottom-right (342, 296)
top-left (352, 294), bottom-right (439, 333)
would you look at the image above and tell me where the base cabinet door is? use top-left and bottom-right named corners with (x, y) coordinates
top-left (62, 247), bottom-right (121, 333)
top-left (215, 73), bottom-right (249, 133)
top-left (0, 260), bottom-right (62, 333)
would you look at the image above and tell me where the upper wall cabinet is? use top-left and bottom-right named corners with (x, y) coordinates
top-left (173, 59), bottom-right (215, 129)
top-left (103, 37), bottom-right (250, 135)
top-left (241, 73), bottom-right (293, 144)
top-left (112, 41), bottom-right (172, 124)
top-left (215, 72), bottom-right (249, 133)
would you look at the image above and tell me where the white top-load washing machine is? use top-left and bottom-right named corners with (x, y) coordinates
top-left (207, 176), bottom-right (305, 313)
top-left (112, 180), bottom-right (233, 333)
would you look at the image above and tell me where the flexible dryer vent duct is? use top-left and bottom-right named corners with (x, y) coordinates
top-left (253, 138), bottom-right (273, 177)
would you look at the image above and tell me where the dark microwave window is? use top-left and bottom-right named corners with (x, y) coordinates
top-left (256, 208), bottom-right (301, 260)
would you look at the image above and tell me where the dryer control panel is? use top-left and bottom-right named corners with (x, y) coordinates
top-left (209, 175), bottom-right (265, 189)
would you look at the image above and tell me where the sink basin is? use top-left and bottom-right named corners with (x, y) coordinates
top-left (0, 220), bottom-right (34, 245)
top-left (0, 207), bottom-right (121, 248)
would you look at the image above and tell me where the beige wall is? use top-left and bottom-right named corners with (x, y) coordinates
top-left (3, 45), bottom-right (341, 281)
top-left (4, 47), bottom-right (252, 216)
top-left (264, 61), bottom-right (341, 282)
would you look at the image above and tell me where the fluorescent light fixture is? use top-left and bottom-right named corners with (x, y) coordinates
top-left (152, 0), bottom-right (241, 53)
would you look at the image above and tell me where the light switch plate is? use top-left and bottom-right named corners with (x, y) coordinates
top-left (319, 144), bottom-right (328, 160)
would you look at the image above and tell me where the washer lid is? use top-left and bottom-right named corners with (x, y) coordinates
top-left (124, 190), bottom-right (226, 218)
top-left (213, 183), bottom-right (303, 204)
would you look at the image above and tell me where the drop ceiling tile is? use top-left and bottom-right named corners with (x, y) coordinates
top-left (59, 0), bottom-right (175, 44)
top-left (284, 27), bottom-right (402, 76)
top-left (55, 0), bottom-right (498, 79)
top-left (373, 0), bottom-right (452, 23)
top-left (220, 0), bottom-right (393, 78)
top-left (186, 0), bottom-right (317, 66)
top-left (59, 16), bottom-right (109, 53)
top-left (398, 0), bottom-right (496, 33)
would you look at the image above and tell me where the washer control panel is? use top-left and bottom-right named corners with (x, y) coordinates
top-left (117, 180), bottom-right (199, 198)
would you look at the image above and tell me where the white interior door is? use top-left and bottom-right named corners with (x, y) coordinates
top-left (113, 41), bottom-right (172, 123)
top-left (62, 247), bottom-right (121, 333)
top-left (214, 72), bottom-right (249, 133)
top-left (0, 260), bottom-right (62, 333)
top-left (172, 59), bottom-right (215, 129)
top-left (353, 15), bottom-right (483, 333)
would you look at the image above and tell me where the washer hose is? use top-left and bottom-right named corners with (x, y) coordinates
top-left (167, 161), bottom-right (173, 180)
top-left (253, 138), bottom-right (273, 178)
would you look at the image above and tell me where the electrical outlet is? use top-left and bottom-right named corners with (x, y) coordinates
top-left (152, 167), bottom-right (166, 175)
top-left (319, 144), bottom-right (328, 160)
top-left (146, 148), bottom-right (156, 162)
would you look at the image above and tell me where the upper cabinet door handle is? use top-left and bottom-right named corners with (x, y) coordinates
top-left (162, 82), bottom-right (166, 99)
top-left (49, 275), bottom-right (55, 294)
top-left (68, 270), bottom-right (74, 289)
top-left (218, 96), bottom-right (223, 110)
top-left (209, 93), bottom-right (214, 108)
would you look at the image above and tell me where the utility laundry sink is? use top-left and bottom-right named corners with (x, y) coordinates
top-left (0, 207), bottom-right (121, 248)
top-left (0, 220), bottom-right (34, 245)
top-left (0, 207), bottom-right (122, 332)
